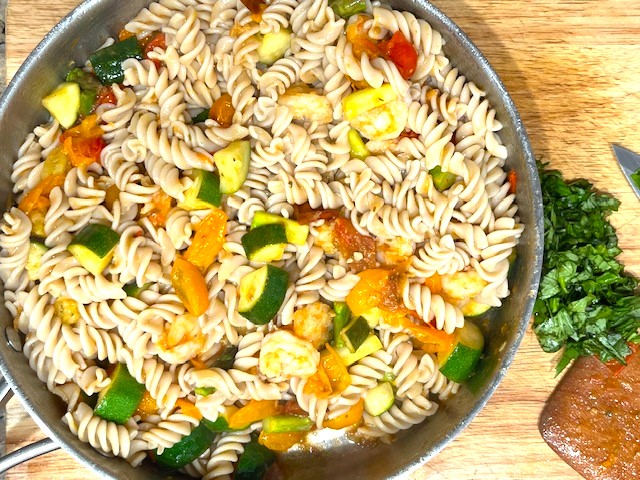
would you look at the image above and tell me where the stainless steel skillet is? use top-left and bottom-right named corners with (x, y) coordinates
top-left (0, 0), bottom-right (543, 478)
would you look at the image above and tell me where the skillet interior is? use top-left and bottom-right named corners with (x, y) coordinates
top-left (0, 0), bottom-right (543, 478)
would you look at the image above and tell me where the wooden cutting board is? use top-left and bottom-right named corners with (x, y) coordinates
top-left (5, 0), bottom-right (640, 478)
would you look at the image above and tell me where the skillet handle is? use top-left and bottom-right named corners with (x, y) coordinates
top-left (0, 375), bottom-right (60, 474)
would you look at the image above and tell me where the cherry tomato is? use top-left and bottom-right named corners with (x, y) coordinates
top-left (508, 169), bottom-right (517, 194)
top-left (292, 203), bottom-right (341, 225)
top-left (142, 190), bottom-right (173, 228)
top-left (142, 32), bottom-right (166, 69)
top-left (332, 217), bottom-right (376, 272)
top-left (379, 31), bottom-right (418, 80)
top-left (346, 15), bottom-right (381, 59)
top-left (96, 86), bottom-right (117, 107)
top-left (209, 93), bottom-right (235, 128)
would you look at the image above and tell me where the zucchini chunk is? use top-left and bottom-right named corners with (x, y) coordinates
top-left (429, 166), bottom-right (457, 192)
top-left (234, 441), bottom-right (277, 480)
top-left (242, 224), bottom-right (288, 262)
top-left (238, 265), bottom-right (289, 325)
top-left (332, 301), bottom-right (351, 348)
top-left (213, 140), bottom-right (251, 194)
top-left (336, 334), bottom-right (383, 366)
top-left (251, 211), bottom-right (309, 245)
top-left (89, 36), bottom-right (143, 85)
top-left (66, 68), bottom-right (101, 116)
top-left (200, 406), bottom-right (239, 432)
top-left (257, 29), bottom-right (292, 65)
top-left (26, 239), bottom-right (48, 281)
top-left (42, 82), bottom-right (80, 128)
top-left (123, 281), bottom-right (152, 298)
top-left (340, 316), bottom-right (370, 353)
top-left (348, 128), bottom-right (370, 159)
top-left (438, 320), bottom-right (485, 383)
top-left (179, 169), bottom-right (222, 210)
top-left (67, 223), bottom-right (120, 275)
top-left (212, 343), bottom-right (239, 370)
top-left (155, 420), bottom-right (218, 470)
top-left (364, 382), bottom-right (395, 416)
top-left (93, 363), bottom-right (145, 425)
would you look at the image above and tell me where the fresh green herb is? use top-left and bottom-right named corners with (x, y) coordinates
top-left (194, 386), bottom-right (216, 396)
top-left (534, 162), bottom-right (640, 374)
top-left (631, 168), bottom-right (640, 191)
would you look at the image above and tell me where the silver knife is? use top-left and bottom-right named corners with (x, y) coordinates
top-left (612, 144), bottom-right (640, 200)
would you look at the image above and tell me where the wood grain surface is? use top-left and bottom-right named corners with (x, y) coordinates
top-left (5, 0), bottom-right (640, 479)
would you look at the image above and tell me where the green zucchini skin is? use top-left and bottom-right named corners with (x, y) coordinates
top-left (89, 36), bottom-right (143, 85)
top-left (155, 420), bottom-right (218, 470)
top-left (238, 265), bottom-right (289, 325)
top-left (241, 224), bottom-right (288, 261)
top-left (234, 441), bottom-right (277, 480)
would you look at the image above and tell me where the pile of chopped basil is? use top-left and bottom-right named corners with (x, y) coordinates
top-left (534, 163), bottom-right (640, 374)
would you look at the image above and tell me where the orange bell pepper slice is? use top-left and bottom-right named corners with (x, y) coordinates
top-left (383, 313), bottom-right (454, 353)
top-left (60, 115), bottom-right (105, 167)
top-left (303, 364), bottom-right (333, 399)
top-left (258, 430), bottom-right (306, 452)
top-left (18, 174), bottom-right (65, 214)
top-left (175, 398), bottom-right (203, 421)
top-left (508, 169), bottom-right (517, 195)
top-left (183, 209), bottom-right (227, 272)
top-left (227, 400), bottom-right (281, 430)
top-left (423, 274), bottom-right (442, 295)
top-left (321, 345), bottom-right (351, 396)
top-left (171, 257), bottom-right (210, 316)
top-left (323, 398), bottom-right (364, 430)
top-left (346, 15), bottom-right (381, 59)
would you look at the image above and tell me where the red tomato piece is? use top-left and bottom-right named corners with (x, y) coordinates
top-left (292, 203), bottom-right (341, 225)
top-left (508, 169), bottom-right (517, 194)
top-left (379, 31), bottom-right (418, 80)
top-left (332, 217), bottom-right (376, 272)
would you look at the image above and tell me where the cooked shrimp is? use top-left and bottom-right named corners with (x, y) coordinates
top-left (157, 313), bottom-right (205, 364)
top-left (292, 302), bottom-right (334, 349)
top-left (377, 237), bottom-right (415, 267)
top-left (259, 330), bottom-right (319, 379)
top-left (278, 86), bottom-right (333, 124)
top-left (349, 99), bottom-right (408, 141)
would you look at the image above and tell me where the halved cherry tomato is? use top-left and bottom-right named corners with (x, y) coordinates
top-left (183, 209), bottom-right (227, 272)
top-left (346, 15), bottom-right (381, 59)
top-left (96, 86), bottom-right (117, 107)
top-left (141, 190), bottom-right (172, 228)
top-left (292, 203), bottom-right (341, 225)
top-left (323, 398), bottom-right (364, 430)
top-left (241, 0), bottom-right (265, 15)
top-left (18, 174), bottom-right (65, 214)
top-left (379, 31), bottom-right (418, 79)
top-left (171, 257), bottom-right (210, 316)
top-left (209, 93), bottom-right (235, 128)
top-left (383, 313), bottom-right (454, 353)
top-left (258, 430), bottom-right (306, 452)
top-left (63, 136), bottom-right (106, 167)
top-left (141, 32), bottom-right (166, 69)
top-left (118, 29), bottom-right (136, 42)
top-left (332, 217), bottom-right (376, 272)
top-left (508, 170), bottom-right (517, 195)
top-left (346, 268), bottom-right (392, 316)
top-left (228, 400), bottom-right (281, 430)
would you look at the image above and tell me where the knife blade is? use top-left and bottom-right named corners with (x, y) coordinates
top-left (612, 144), bottom-right (640, 200)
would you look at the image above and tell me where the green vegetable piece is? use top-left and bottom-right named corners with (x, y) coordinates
top-left (348, 128), bottom-right (370, 159)
top-left (66, 68), bottom-right (101, 116)
top-left (329, 0), bottom-right (366, 18)
top-left (179, 169), bottom-right (223, 210)
top-left (155, 420), bottom-right (217, 470)
top-left (262, 415), bottom-right (313, 434)
top-left (251, 211), bottom-right (309, 245)
top-left (257, 29), bottom-right (292, 65)
top-left (364, 382), bottom-right (394, 416)
top-left (234, 441), bottom-right (277, 480)
top-left (241, 224), bottom-right (288, 262)
top-left (213, 344), bottom-right (239, 370)
top-left (337, 334), bottom-right (383, 366)
top-left (42, 82), bottom-right (80, 128)
top-left (26, 239), bottom-right (48, 281)
top-left (238, 265), bottom-right (289, 325)
top-left (438, 321), bottom-right (485, 383)
top-left (67, 223), bottom-right (120, 276)
top-left (123, 281), bottom-right (152, 298)
top-left (632, 168), bottom-right (640, 191)
top-left (340, 316), bottom-right (370, 353)
top-left (191, 109), bottom-right (210, 124)
top-left (429, 166), bottom-right (457, 191)
top-left (194, 386), bottom-right (216, 396)
top-left (333, 302), bottom-right (351, 348)
top-left (213, 140), bottom-right (251, 194)
top-left (93, 363), bottom-right (145, 424)
top-left (89, 36), bottom-right (143, 85)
